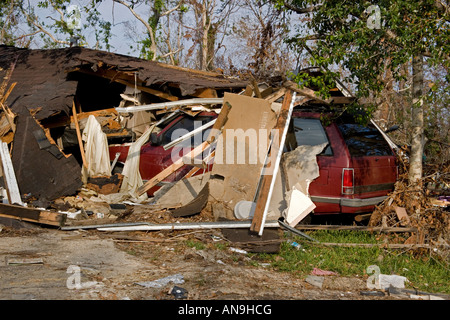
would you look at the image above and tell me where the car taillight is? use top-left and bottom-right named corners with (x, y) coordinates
top-left (342, 168), bottom-right (354, 195)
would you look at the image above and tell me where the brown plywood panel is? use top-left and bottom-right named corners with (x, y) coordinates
top-left (208, 93), bottom-right (277, 219)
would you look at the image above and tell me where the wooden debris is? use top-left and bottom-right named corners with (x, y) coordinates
top-left (394, 206), bottom-right (411, 226)
top-left (250, 90), bottom-right (295, 235)
top-left (86, 174), bottom-right (124, 195)
top-left (7, 257), bottom-right (44, 265)
top-left (0, 142), bottom-right (23, 205)
top-left (368, 158), bottom-right (449, 258)
top-left (0, 203), bottom-right (66, 227)
top-left (137, 101), bottom-right (232, 196)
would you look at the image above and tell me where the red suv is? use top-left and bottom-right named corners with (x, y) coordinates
top-left (291, 111), bottom-right (397, 215)
top-left (109, 109), bottom-right (397, 215)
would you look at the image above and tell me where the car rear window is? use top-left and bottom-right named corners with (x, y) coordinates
top-left (293, 118), bottom-right (332, 155)
top-left (338, 124), bottom-right (394, 157)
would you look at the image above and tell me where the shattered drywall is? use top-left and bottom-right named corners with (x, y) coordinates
top-left (268, 143), bottom-right (328, 219)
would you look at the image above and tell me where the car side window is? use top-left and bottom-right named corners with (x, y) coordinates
top-left (293, 118), bottom-right (332, 155)
top-left (338, 123), bottom-right (394, 157)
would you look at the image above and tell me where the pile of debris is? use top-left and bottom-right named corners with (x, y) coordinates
top-left (369, 152), bottom-right (449, 260)
top-left (0, 45), bottom-right (359, 245)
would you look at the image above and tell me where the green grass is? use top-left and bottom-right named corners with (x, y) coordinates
top-left (185, 239), bottom-right (206, 250)
top-left (254, 230), bottom-right (450, 294)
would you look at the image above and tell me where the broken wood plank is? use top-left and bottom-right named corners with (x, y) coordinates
top-left (250, 90), bottom-right (295, 235)
top-left (354, 213), bottom-right (372, 222)
top-left (283, 80), bottom-right (331, 105)
top-left (7, 257), bottom-right (44, 265)
top-left (265, 87), bottom-right (287, 103)
top-left (72, 101), bottom-right (88, 169)
top-left (395, 206), bottom-right (411, 226)
top-left (136, 101), bottom-right (232, 196)
top-left (0, 142), bottom-right (23, 205)
top-left (0, 203), bottom-right (66, 227)
top-left (0, 82), bottom-right (17, 133)
top-left (251, 79), bottom-right (262, 98)
top-left (191, 87), bottom-right (218, 98)
top-left (243, 84), bottom-right (253, 96)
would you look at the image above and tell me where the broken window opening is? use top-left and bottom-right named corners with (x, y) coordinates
top-left (293, 118), bottom-right (333, 156)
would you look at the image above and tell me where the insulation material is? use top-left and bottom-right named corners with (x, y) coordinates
top-left (208, 93), bottom-right (277, 219)
top-left (119, 124), bottom-right (156, 202)
top-left (118, 86), bottom-right (155, 138)
top-left (82, 115), bottom-right (111, 180)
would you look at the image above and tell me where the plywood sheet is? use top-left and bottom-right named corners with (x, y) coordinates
top-left (208, 93), bottom-right (277, 219)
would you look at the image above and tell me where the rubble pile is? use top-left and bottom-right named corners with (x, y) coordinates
top-left (369, 152), bottom-right (449, 260)
top-left (3, 45), bottom-right (446, 258)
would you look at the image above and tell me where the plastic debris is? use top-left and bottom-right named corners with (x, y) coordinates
top-left (229, 247), bottom-right (248, 254)
top-left (305, 275), bottom-right (324, 289)
top-left (379, 274), bottom-right (408, 290)
top-left (287, 239), bottom-right (302, 250)
top-left (135, 274), bottom-right (184, 288)
top-left (169, 286), bottom-right (188, 299)
top-left (311, 267), bottom-right (338, 276)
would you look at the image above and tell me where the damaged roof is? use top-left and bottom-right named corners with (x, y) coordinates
top-left (0, 45), bottom-right (246, 120)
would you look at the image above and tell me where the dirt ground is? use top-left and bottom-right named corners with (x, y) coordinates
top-left (0, 217), bottom-right (418, 302)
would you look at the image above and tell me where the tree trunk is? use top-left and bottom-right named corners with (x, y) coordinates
top-left (408, 54), bottom-right (424, 186)
top-left (200, 4), bottom-right (209, 70)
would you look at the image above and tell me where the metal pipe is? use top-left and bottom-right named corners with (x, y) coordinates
top-left (116, 98), bottom-right (223, 113)
top-left (96, 220), bottom-right (280, 232)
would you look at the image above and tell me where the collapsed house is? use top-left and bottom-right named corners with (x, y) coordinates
top-left (0, 45), bottom-right (356, 235)
top-left (0, 45), bottom-right (246, 202)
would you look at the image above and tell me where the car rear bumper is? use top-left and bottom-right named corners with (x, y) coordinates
top-left (311, 195), bottom-right (388, 213)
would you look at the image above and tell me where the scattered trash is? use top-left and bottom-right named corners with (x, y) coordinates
top-left (6, 257), bottom-right (44, 265)
top-left (387, 286), bottom-right (450, 300)
top-left (378, 274), bottom-right (408, 290)
top-left (229, 247), bottom-right (248, 255)
top-left (234, 200), bottom-right (256, 220)
top-left (305, 275), bottom-right (324, 289)
top-left (287, 239), bottom-right (302, 250)
top-left (359, 290), bottom-right (385, 297)
top-left (311, 268), bottom-right (338, 276)
top-left (169, 286), bottom-right (188, 299)
top-left (135, 274), bottom-right (185, 288)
